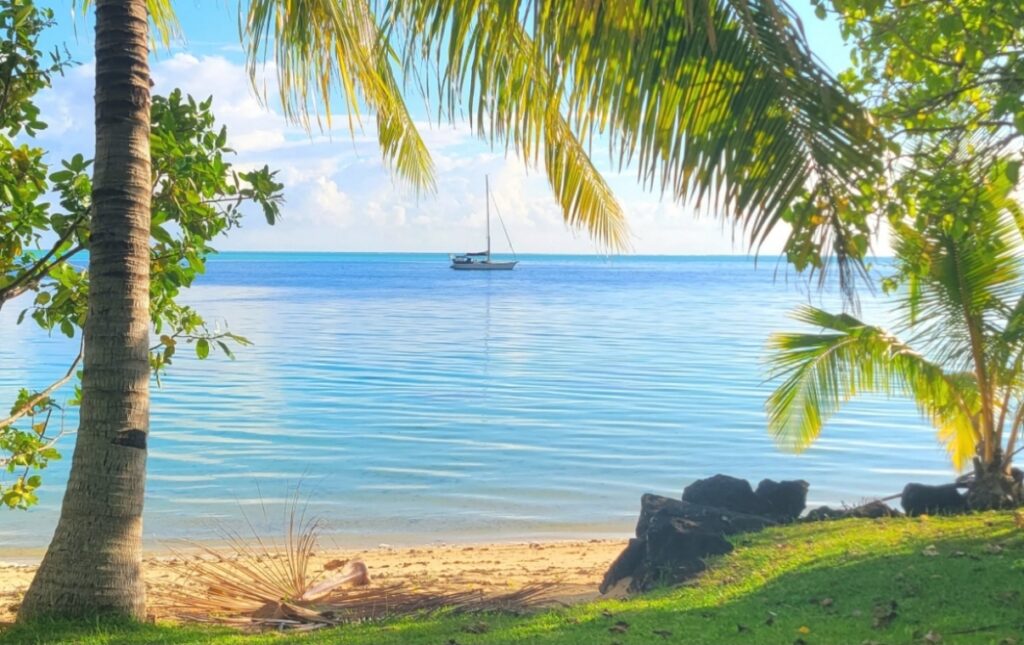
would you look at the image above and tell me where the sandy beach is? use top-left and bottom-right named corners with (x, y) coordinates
top-left (0, 538), bottom-right (627, 624)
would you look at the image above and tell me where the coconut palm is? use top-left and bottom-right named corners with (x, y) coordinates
top-left (20, 0), bottom-right (880, 619)
top-left (16, 0), bottom-right (156, 620)
top-left (766, 158), bottom-right (1024, 510)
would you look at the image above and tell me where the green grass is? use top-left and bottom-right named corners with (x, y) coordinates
top-left (4, 513), bottom-right (1024, 644)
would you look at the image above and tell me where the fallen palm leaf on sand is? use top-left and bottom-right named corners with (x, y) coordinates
top-left (164, 502), bottom-right (556, 630)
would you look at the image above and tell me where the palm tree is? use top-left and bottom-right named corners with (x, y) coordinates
top-left (766, 158), bottom-right (1024, 510)
top-left (18, 0), bottom-right (154, 620)
top-left (20, 0), bottom-right (880, 619)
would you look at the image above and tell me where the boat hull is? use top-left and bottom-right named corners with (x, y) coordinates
top-left (450, 261), bottom-right (518, 270)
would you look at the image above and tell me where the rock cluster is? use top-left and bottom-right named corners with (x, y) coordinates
top-left (600, 474), bottom-right (808, 593)
top-left (804, 499), bottom-right (901, 521)
top-left (603, 471), bottom-right (1022, 596)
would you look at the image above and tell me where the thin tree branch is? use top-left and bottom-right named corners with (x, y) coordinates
top-left (0, 210), bottom-right (87, 310)
top-left (0, 344), bottom-right (83, 431)
top-left (0, 423), bottom-right (68, 469)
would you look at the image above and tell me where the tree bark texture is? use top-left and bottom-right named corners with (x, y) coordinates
top-left (18, 0), bottom-right (152, 621)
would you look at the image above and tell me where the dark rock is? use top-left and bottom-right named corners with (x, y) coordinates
top-left (635, 511), bottom-right (733, 589)
top-left (682, 474), bottom-right (762, 515)
top-left (847, 500), bottom-right (903, 518)
top-left (599, 538), bottom-right (645, 594)
top-left (754, 479), bottom-right (809, 522)
top-left (803, 500), bottom-right (902, 521)
top-left (604, 494), bottom-right (777, 593)
top-left (635, 494), bottom-right (688, 537)
top-left (804, 505), bottom-right (845, 521)
top-left (637, 494), bottom-right (776, 536)
top-left (901, 483), bottom-right (968, 516)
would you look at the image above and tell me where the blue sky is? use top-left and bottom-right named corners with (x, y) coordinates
top-left (32, 1), bottom-right (858, 255)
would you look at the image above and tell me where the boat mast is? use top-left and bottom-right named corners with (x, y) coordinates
top-left (485, 175), bottom-right (491, 261)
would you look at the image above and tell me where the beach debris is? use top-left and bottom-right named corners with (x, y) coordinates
top-left (166, 503), bottom-right (556, 629)
top-left (872, 600), bottom-right (899, 629)
top-left (608, 620), bottom-right (629, 634)
top-left (804, 500), bottom-right (902, 521)
top-left (462, 621), bottom-right (490, 634)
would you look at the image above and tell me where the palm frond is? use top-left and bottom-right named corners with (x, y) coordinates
top-left (767, 305), bottom-right (979, 469)
top-left (163, 499), bottom-right (556, 628)
top-left (494, 27), bottom-right (629, 249)
top-left (384, 0), bottom-right (880, 278)
top-left (382, 5), bottom-right (628, 248)
top-left (243, 0), bottom-right (434, 193)
top-left (890, 163), bottom-right (1024, 373)
top-left (77, 0), bottom-right (181, 47)
top-left (145, 0), bottom-right (180, 46)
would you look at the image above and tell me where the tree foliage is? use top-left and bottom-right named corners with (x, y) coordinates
top-left (767, 165), bottom-right (1023, 476)
top-left (768, 0), bottom-right (1024, 489)
top-left (829, 0), bottom-right (1024, 155)
top-left (0, 0), bottom-right (283, 509)
top-left (241, 0), bottom-right (882, 276)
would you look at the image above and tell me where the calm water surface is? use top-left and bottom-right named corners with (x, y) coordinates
top-left (0, 254), bottom-right (953, 549)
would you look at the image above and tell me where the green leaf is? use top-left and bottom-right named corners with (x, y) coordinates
top-left (151, 224), bottom-right (174, 245)
top-left (1006, 161), bottom-right (1020, 186)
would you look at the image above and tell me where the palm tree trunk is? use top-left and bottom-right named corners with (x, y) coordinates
top-left (17, 0), bottom-right (152, 621)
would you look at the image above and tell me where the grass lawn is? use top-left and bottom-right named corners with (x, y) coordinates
top-left (3, 512), bottom-right (1023, 644)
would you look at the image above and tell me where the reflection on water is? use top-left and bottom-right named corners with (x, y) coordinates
top-left (0, 254), bottom-right (952, 548)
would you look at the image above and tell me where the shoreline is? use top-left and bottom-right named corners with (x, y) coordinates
top-left (0, 537), bottom-right (629, 623)
top-left (0, 526), bottom-right (634, 564)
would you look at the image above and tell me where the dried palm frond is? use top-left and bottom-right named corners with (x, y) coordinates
top-left (163, 497), bottom-right (557, 629)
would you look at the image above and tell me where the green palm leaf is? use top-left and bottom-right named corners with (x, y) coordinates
top-left (244, 0), bottom-right (435, 193)
top-left (767, 306), bottom-right (979, 469)
top-left (385, 0), bottom-right (880, 275)
top-left (77, 0), bottom-right (181, 46)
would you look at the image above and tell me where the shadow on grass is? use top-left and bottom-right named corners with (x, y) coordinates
top-left (4, 514), bottom-right (1023, 645)
top-left (0, 618), bottom-right (242, 645)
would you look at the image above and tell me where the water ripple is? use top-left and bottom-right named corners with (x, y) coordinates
top-left (0, 254), bottom-right (955, 547)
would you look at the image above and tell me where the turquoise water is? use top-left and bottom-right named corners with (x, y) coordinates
top-left (1, 254), bottom-right (953, 549)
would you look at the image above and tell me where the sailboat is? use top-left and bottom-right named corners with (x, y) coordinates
top-left (450, 176), bottom-right (518, 270)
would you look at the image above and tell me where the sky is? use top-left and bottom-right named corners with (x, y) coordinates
top-left (31, 1), bottom-right (859, 255)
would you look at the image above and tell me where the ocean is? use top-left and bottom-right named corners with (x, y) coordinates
top-left (0, 253), bottom-right (953, 550)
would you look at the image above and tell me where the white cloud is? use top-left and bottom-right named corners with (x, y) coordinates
top-left (34, 53), bottom-right (820, 257)
top-left (310, 177), bottom-right (354, 228)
